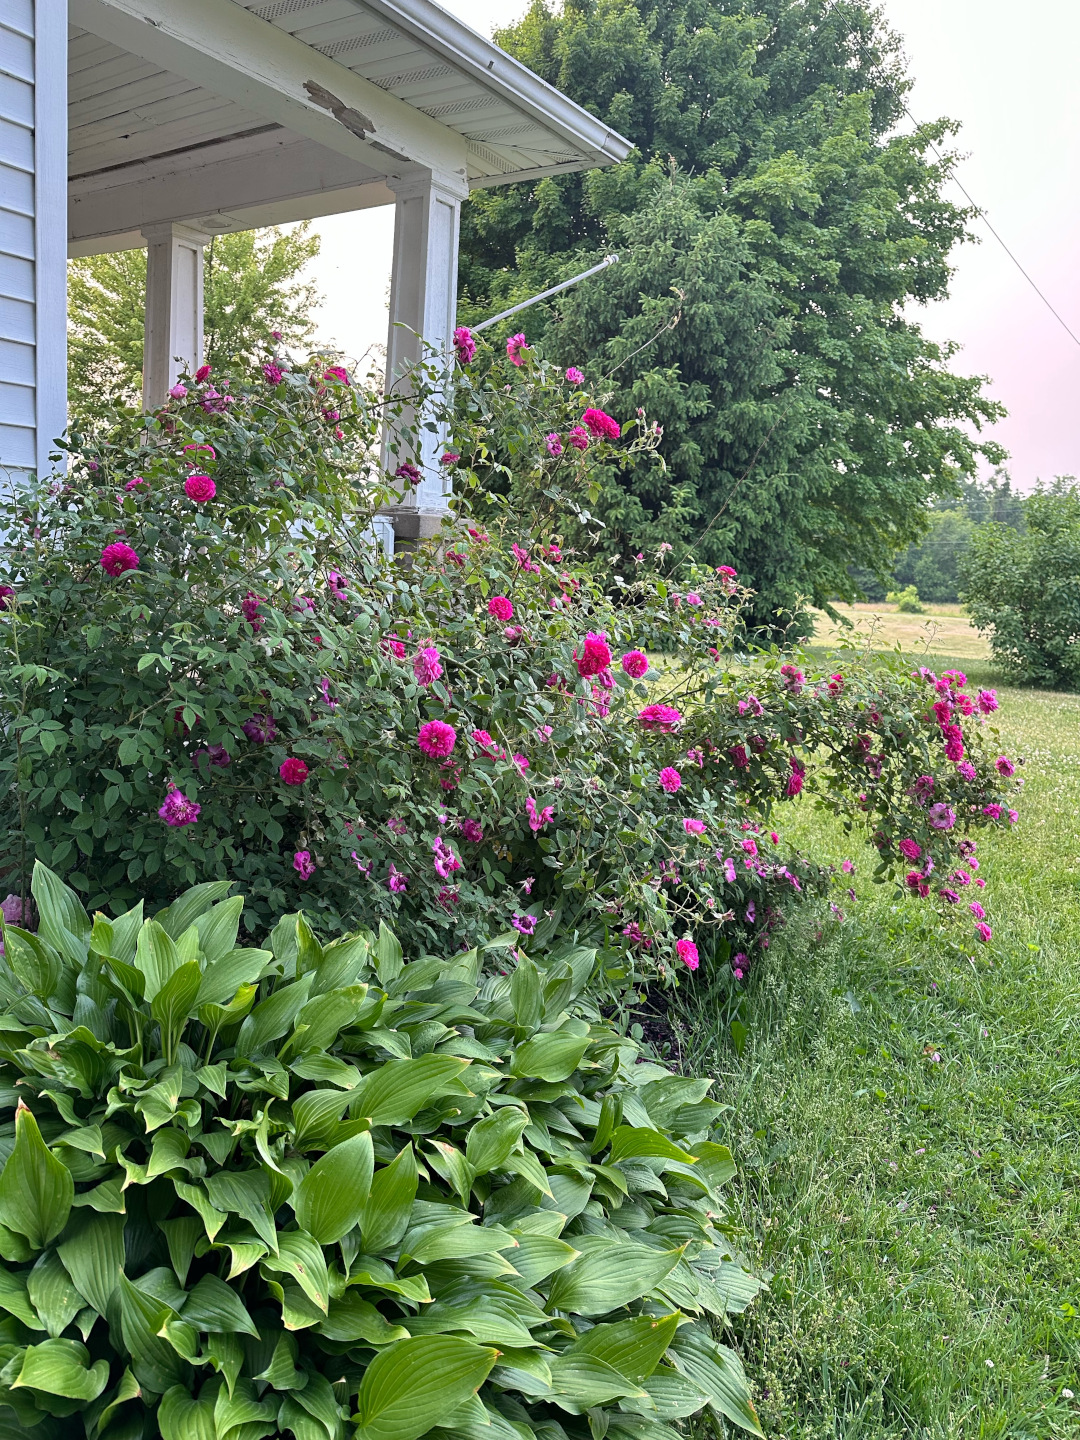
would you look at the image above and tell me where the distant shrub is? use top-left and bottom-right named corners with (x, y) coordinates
top-left (961, 482), bottom-right (1080, 689)
top-left (886, 586), bottom-right (924, 614)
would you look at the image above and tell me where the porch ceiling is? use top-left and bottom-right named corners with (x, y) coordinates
top-left (67, 0), bottom-right (632, 254)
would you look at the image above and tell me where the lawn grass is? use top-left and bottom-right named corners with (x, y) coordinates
top-left (809, 604), bottom-right (991, 664)
top-left (672, 662), bottom-right (1080, 1437)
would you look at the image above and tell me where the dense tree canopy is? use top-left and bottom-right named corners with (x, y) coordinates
top-left (68, 224), bottom-right (320, 409)
top-left (459, 0), bottom-right (1006, 627)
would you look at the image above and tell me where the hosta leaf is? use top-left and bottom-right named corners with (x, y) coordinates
top-left (510, 1033), bottom-right (592, 1083)
top-left (118, 1273), bottom-right (186, 1393)
top-left (26, 1251), bottom-right (83, 1339)
top-left (501, 1148), bottom-right (553, 1197)
top-left (508, 1234), bottom-right (580, 1287)
top-left (150, 961), bottom-right (202, 1065)
top-left (692, 1142), bottom-right (737, 1190)
top-left (3, 927), bottom-right (61, 1001)
top-left (0, 1268), bottom-right (43, 1329)
top-left (158, 1383), bottom-right (216, 1440)
top-left (159, 1215), bottom-right (203, 1288)
top-left (293, 1131), bottom-right (374, 1244)
top-left (546, 1353), bottom-right (648, 1405)
top-left (465, 1107), bottom-right (529, 1175)
top-left (354, 1336), bottom-right (497, 1440)
top-left (668, 1326), bottom-right (763, 1437)
top-left (310, 936), bottom-right (370, 996)
top-left (174, 1180), bottom-right (229, 1243)
top-left (291, 1089), bottom-right (352, 1149)
top-left (622, 1369), bottom-right (710, 1421)
top-left (235, 975), bottom-right (314, 1057)
top-left (9, 1337), bottom-right (109, 1401)
top-left (158, 880), bottom-right (235, 941)
top-left (133, 919), bottom-right (185, 1002)
top-left (282, 986), bottom-right (369, 1059)
top-left (204, 1172), bottom-right (277, 1253)
top-left (262, 1231), bottom-right (330, 1313)
top-left (351, 1055), bottom-right (469, 1127)
top-left (195, 949), bottom-right (271, 1008)
top-left (319, 1293), bottom-right (411, 1345)
top-left (0, 1103), bottom-right (74, 1249)
top-left (546, 1244), bottom-right (683, 1316)
top-left (608, 1128), bottom-right (697, 1165)
top-left (93, 1366), bottom-right (142, 1436)
top-left (31, 862), bottom-right (91, 961)
top-left (193, 896), bottom-right (244, 965)
top-left (373, 922), bottom-right (403, 984)
top-left (292, 1371), bottom-right (342, 1435)
top-left (359, 1144), bottom-right (419, 1253)
top-left (403, 1222), bottom-right (517, 1265)
top-left (181, 1274), bottom-right (260, 1337)
top-left (567, 1312), bottom-right (680, 1383)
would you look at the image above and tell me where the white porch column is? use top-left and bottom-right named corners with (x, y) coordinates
top-left (141, 223), bottom-right (211, 412)
top-left (382, 169), bottom-right (467, 547)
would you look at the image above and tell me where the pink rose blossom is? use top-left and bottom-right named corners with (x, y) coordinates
top-left (470, 729), bottom-right (503, 759)
top-left (581, 408), bottom-right (620, 440)
top-left (995, 756), bottom-right (1015, 777)
top-left (977, 689), bottom-right (998, 714)
top-left (263, 362), bottom-right (284, 384)
top-left (458, 818), bottom-right (483, 844)
top-left (101, 542), bottom-right (140, 577)
top-left (124, 476), bottom-right (147, 492)
top-left (432, 837), bottom-right (461, 879)
top-left (658, 767), bottom-right (682, 794)
top-left (723, 858), bottom-right (737, 882)
top-left (395, 462), bottom-right (421, 485)
top-left (184, 474), bottom-right (216, 503)
top-left (621, 649), bottom-right (648, 678)
top-left (242, 713), bottom-right (276, 744)
top-left (525, 796), bottom-right (554, 832)
top-left (928, 803), bottom-right (956, 830)
top-left (546, 433), bottom-right (563, 457)
top-left (638, 703), bottom-right (682, 732)
top-left (974, 921), bottom-right (992, 943)
top-left (569, 426), bottom-right (589, 451)
top-left (565, 367), bottom-right (584, 384)
top-left (899, 838), bottom-right (922, 861)
top-left (506, 332), bottom-right (529, 366)
top-left (440, 452), bottom-right (460, 467)
top-left (453, 326), bottom-right (476, 364)
top-left (576, 631), bottom-right (612, 678)
top-left (293, 850), bottom-right (315, 879)
top-left (488, 595), bottom-right (514, 622)
top-left (168, 383), bottom-right (187, 399)
top-left (683, 818), bottom-right (706, 835)
top-left (387, 864), bottom-right (408, 893)
top-left (957, 761), bottom-right (976, 780)
top-left (675, 937), bottom-right (699, 971)
top-left (158, 784), bottom-right (200, 827)
top-left (279, 757), bottom-right (309, 786)
top-left (413, 646), bottom-right (443, 686)
top-left (417, 721), bottom-right (456, 759)
top-left (785, 757), bottom-right (806, 798)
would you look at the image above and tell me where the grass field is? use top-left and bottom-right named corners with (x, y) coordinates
top-left (672, 655), bottom-right (1080, 1436)
top-left (809, 604), bottom-right (991, 664)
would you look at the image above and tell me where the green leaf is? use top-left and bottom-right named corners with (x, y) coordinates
top-left (195, 948), bottom-right (271, 1008)
top-left (354, 1336), bottom-right (497, 1440)
top-left (204, 1171), bottom-right (277, 1253)
top-left (151, 960), bottom-right (202, 1065)
top-left (374, 921), bottom-right (403, 984)
top-left (262, 1230), bottom-right (330, 1313)
top-left (608, 1128), bottom-right (697, 1165)
top-left (351, 1054), bottom-right (469, 1127)
top-left (235, 974), bottom-right (314, 1056)
top-left (403, 1222), bottom-right (517, 1265)
top-left (510, 1032), bottom-right (592, 1082)
top-left (9, 1338), bottom-right (109, 1401)
top-left (192, 896), bottom-right (244, 965)
top-left (568, 1312), bottom-right (680, 1383)
top-left (31, 861), bottom-right (90, 961)
top-left (0, 1268), bottom-right (44, 1330)
top-left (118, 1273), bottom-right (186, 1393)
top-left (158, 1384), bottom-right (216, 1440)
top-left (464, 1107), bottom-right (529, 1175)
top-left (546, 1352), bottom-right (648, 1405)
top-left (26, 1250), bottom-right (83, 1338)
top-left (319, 1293), bottom-right (410, 1345)
top-left (506, 1234), bottom-right (579, 1288)
top-left (3, 927), bottom-right (61, 1000)
top-left (668, 1326), bottom-right (763, 1437)
top-left (181, 1274), bottom-right (260, 1338)
top-left (292, 1088), bottom-right (352, 1149)
top-left (133, 920), bottom-right (183, 1003)
top-left (359, 1143), bottom-right (418, 1253)
top-left (282, 986), bottom-right (369, 1060)
top-left (159, 880), bottom-right (235, 941)
top-left (0, 1103), bottom-right (74, 1250)
top-left (293, 1131), bottom-right (374, 1244)
top-left (546, 1243), bottom-right (683, 1316)
top-left (510, 960), bottom-right (542, 1030)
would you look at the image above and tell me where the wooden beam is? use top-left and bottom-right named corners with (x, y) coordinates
top-left (69, 0), bottom-right (470, 187)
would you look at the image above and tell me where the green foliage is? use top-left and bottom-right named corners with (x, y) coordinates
top-left (0, 862), bottom-right (764, 1440)
top-left (458, 0), bottom-right (1005, 628)
top-left (0, 350), bottom-right (1020, 972)
top-left (960, 482), bottom-right (1080, 689)
top-left (67, 225), bottom-right (321, 409)
top-left (885, 585), bottom-right (924, 614)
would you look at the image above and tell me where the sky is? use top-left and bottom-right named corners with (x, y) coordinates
top-left (304, 0), bottom-right (1080, 489)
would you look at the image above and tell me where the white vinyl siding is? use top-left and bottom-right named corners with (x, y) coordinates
top-left (0, 0), bottom-right (66, 479)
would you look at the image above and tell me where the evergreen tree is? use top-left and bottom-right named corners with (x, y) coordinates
top-left (68, 224), bottom-right (321, 409)
top-left (460, 0), bottom-right (1005, 626)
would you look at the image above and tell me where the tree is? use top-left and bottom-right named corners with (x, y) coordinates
top-left (961, 480), bottom-right (1080, 689)
top-left (67, 224), bottom-right (321, 408)
top-left (458, 0), bottom-right (1005, 629)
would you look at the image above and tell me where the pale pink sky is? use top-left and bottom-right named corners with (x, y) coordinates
top-left (307, 0), bottom-right (1080, 488)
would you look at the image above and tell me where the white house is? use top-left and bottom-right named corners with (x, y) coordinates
top-left (0, 0), bottom-right (631, 542)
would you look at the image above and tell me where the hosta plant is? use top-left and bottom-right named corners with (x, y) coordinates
top-left (0, 863), bottom-right (764, 1439)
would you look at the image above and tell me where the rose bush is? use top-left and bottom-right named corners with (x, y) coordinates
top-left (0, 336), bottom-right (1020, 976)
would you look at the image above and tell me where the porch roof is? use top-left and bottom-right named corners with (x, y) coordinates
top-left (67, 0), bottom-right (633, 255)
